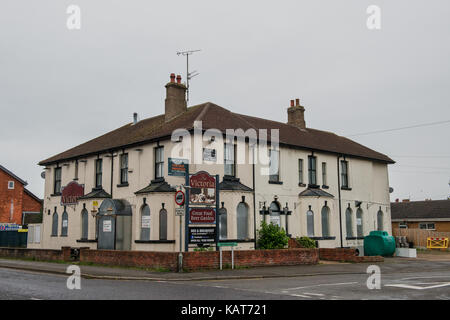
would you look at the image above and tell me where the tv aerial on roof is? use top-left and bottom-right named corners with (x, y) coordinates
top-left (176, 49), bottom-right (201, 105)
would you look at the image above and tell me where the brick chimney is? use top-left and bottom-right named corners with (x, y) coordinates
top-left (165, 73), bottom-right (187, 122)
top-left (287, 98), bottom-right (306, 129)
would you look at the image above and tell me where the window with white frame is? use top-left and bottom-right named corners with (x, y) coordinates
top-left (419, 223), bottom-right (435, 230)
top-left (155, 146), bottom-right (164, 179)
top-left (224, 142), bottom-right (236, 177)
top-left (308, 156), bottom-right (317, 186)
top-left (298, 159), bottom-right (304, 185)
top-left (8, 181), bottom-right (14, 189)
top-left (269, 149), bottom-right (280, 182)
top-left (120, 153), bottom-right (128, 184)
top-left (399, 222), bottom-right (408, 229)
top-left (322, 162), bottom-right (327, 186)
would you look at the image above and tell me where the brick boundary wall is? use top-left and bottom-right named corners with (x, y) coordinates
top-left (319, 248), bottom-right (384, 263)
top-left (79, 248), bottom-right (179, 271)
top-left (78, 248), bottom-right (319, 271)
top-left (0, 246), bottom-right (71, 262)
top-left (182, 248), bottom-right (319, 271)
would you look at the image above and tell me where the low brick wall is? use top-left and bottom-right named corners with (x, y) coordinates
top-left (79, 248), bottom-right (179, 271)
top-left (0, 246), bottom-right (71, 262)
top-left (183, 248), bottom-right (319, 271)
top-left (319, 248), bottom-right (384, 263)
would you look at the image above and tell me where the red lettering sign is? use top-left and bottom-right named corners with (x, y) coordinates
top-left (61, 181), bottom-right (84, 206)
top-left (189, 171), bottom-right (216, 189)
top-left (189, 208), bottom-right (216, 224)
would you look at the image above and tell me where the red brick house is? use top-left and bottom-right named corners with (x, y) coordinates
top-left (0, 165), bottom-right (42, 225)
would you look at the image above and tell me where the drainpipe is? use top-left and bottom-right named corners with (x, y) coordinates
top-left (252, 146), bottom-right (257, 249)
top-left (110, 151), bottom-right (114, 198)
top-left (337, 155), bottom-right (343, 248)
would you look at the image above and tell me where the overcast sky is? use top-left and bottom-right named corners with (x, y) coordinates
top-left (1, 0), bottom-right (449, 201)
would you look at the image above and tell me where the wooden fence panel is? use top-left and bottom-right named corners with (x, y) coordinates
top-left (393, 228), bottom-right (450, 247)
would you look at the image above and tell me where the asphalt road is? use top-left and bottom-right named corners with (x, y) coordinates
top-left (0, 260), bottom-right (449, 300)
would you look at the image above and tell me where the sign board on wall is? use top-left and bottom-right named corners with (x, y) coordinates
top-left (202, 148), bottom-right (216, 162)
top-left (168, 158), bottom-right (189, 176)
top-left (61, 181), bottom-right (84, 206)
top-left (103, 220), bottom-right (112, 232)
top-left (141, 216), bottom-right (151, 228)
top-left (188, 227), bottom-right (216, 244)
top-left (189, 171), bottom-right (216, 206)
top-left (189, 208), bottom-right (216, 224)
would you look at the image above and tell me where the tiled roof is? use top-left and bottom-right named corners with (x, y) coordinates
top-left (135, 178), bottom-right (176, 194)
top-left (299, 188), bottom-right (334, 198)
top-left (219, 176), bottom-right (253, 192)
top-left (391, 200), bottom-right (450, 220)
top-left (79, 188), bottom-right (112, 200)
top-left (39, 103), bottom-right (394, 165)
top-left (0, 165), bottom-right (28, 186)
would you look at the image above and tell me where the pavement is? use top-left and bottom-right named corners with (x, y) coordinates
top-left (0, 251), bottom-right (449, 281)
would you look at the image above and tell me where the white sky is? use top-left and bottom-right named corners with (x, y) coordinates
top-left (1, 0), bottom-right (449, 201)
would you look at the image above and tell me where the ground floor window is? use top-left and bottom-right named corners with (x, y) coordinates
top-left (140, 205), bottom-right (150, 240)
top-left (159, 208), bottom-right (167, 240)
top-left (345, 208), bottom-right (353, 237)
top-left (377, 209), bottom-right (384, 231)
top-left (237, 202), bottom-right (249, 239)
top-left (321, 206), bottom-right (330, 237)
top-left (61, 208), bottom-right (68, 237)
top-left (219, 207), bottom-right (227, 240)
top-left (307, 210), bottom-right (314, 237)
top-left (81, 208), bottom-right (89, 239)
top-left (356, 208), bottom-right (363, 237)
top-left (51, 209), bottom-right (58, 236)
top-left (269, 201), bottom-right (281, 227)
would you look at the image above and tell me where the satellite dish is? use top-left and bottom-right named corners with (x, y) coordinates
top-left (41, 171), bottom-right (46, 179)
top-left (389, 187), bottom-right (394, 194)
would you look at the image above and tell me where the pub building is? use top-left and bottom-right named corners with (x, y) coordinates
top-left (34, 73), bottom-right (394, 252)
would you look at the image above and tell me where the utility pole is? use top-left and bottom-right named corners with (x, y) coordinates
top-left (177, 49), bottom-right (201, 105)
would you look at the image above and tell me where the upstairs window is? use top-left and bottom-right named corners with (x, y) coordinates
top-left (224, 143), bottom-right (236, 177)
top-left (120, 153), bottom-right (128, 184)
top-left (54, 167), bottom-right (62, 194)
top-left (322, 162), bottom-right (327, 186)
top-left (308, 156), bottom-right (317, 186)
top-left (341, 160), bottom-right (349, 188)
top-left (155, 146), bottom-right (164, 179)
top-left (74, 161), bottom-right (79, 180)
top-left (298, 159), bottom-right (304, 185)
top-left (269, 149), bottom-right (280, 182)
top-left (95, 159), bottom-right (103, 188)
top-left (7, 181), bottom-right (14, 190)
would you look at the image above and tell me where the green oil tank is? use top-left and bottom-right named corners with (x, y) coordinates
top-left (364, 231), bottom-right (396, 257)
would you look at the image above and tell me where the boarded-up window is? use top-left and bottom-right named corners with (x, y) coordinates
top-left (307, 210), bottom-right (314, 237)
top-left (345, 208), bottom-right (353, 237)
top-left (377, 210), bottom-right (384, 231)
top-left (321, 206), bottom-right (330, 237)
top-left (237, 202), bottom-right (249, 239)
top-left (356, 208), bottom-right (363, 237)
top-left (61, 208), bottom-right (68, 237)
top-left (219, 207), bottom-right (227, 240)
top-left (140, 205), bottom-right (150, 240)
top-left (159, 209), bottom-right (167, 240)
top-left (269, 202), bottom-right (281, 227)
top-left (34, 225), bottom-right (41, 243)
top-left (52, 211), bottom-right (58, 236)
top-left (81, 209), bottom-right (89, 240)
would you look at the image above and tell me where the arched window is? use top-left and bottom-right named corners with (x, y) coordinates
top-left (61, 208), bottom-right (68, 237)
top-left (219, 207), bottom-right (227, 240)
top-left (81, 208), bottom-right (89, 240)
top-left (140, 205), bottom-right (150, 240)
top-left (377, 210), bottom-right (384, 231)
top-left (321, 206), bottom-right (330, 237)
top-left (356, 208), bottom-right (363, 237)
top-left (307, 210), bottom-right (314, 237)
top-left (269, 201), bottom-right (281, 227)
top-left (345, 208), bottom-right (353, 237)
top-left (51, 210), bottom-right (58, 236)
top-left (159, 208), bottom-right (167, 240)
top-left (237, 202), bottom-right (249, 239)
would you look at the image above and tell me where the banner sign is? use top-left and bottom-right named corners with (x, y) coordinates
top-left (0, 224), bottom-right (21, 231)
top-left (189, 171), bottom-right (216, 206)
top-left (188, 227), bottom-right (216, 244)
top-left (168, 158), bottom-right (189, 176)
top-left (61, 181), bottom-right (84, 206)
top-left (189, 208), bottom-right (216, 224)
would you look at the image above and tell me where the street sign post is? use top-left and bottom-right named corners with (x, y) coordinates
top-left (218, 242), bottom-right (238, 270)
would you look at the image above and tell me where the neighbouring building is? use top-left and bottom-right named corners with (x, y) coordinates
top-left (0, 165), bottom-right (43, 226)
top-left (35, 73), bottom-right (394, 252)
top-left (391, 199), bottom-right (450, 232)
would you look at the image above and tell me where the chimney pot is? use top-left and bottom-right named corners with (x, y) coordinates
top-left (133, 112), bottom-right (138, 125)
top-left (176, 75), bottom-right (182, 84)
top-left (287, 97), bottom-right (306, 129)
top-left (170, 73), bottom-right (176, 83)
